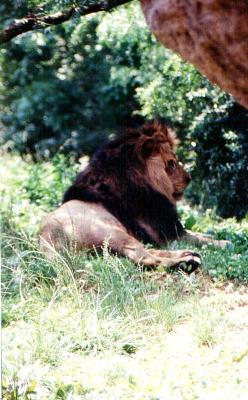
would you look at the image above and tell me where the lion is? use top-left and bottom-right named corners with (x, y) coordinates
top-left (39, 121), bottom-right (228, 269)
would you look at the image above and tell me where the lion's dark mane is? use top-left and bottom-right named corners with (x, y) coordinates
top-left (63, 126), bottom-right (185, 244)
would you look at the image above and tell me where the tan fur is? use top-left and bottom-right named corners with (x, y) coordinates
top-left (146, 155), bottom-right (176, 204)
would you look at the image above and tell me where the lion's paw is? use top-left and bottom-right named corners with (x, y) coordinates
top-left (212, 239), bottom-right (232, 249)
top-left (175, 252), bottom-right (201, 273)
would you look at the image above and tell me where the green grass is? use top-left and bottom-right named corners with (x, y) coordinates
top-left (1, 153), bottom-right (248, 399)
top-left (191, 304), bottom-right (227, 347)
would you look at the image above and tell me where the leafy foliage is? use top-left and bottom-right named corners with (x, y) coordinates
top-left (188, 102), bottom-right (248, 218)
top-left (20, 154), bottom-right (79, 210)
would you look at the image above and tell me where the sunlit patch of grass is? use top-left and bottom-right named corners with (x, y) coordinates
top-left (191, 304), bottom-right (227, 347)
top-left (132, 291), bottom-right (182, 333)
top-left (2, 373), bottom-right (38, 400)
top-left (2, 241), bottom-right (248, 399)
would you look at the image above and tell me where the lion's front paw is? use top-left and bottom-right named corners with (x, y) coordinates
top-left (174, 251), bottom-right (201, 273)
top-left (212, 239), bottom-right (232, 249)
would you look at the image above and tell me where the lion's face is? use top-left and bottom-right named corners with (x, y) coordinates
top-left (142, 122), bottom-right (191, 204)
top-left (164, 152), bottom-right (191, 201)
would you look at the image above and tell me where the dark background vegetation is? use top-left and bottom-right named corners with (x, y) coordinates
top-left (0, 1), bottom-right (248, 219)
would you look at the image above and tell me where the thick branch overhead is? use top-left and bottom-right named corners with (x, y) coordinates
top-left (0, 0), bottom-right (132, 44)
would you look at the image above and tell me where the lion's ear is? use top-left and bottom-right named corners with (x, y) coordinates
top-left (142, 121), bottom-right (164, 137)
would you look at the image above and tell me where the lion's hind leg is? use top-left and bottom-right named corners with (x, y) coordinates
top-left (39, 200), bottom-right (201, 271)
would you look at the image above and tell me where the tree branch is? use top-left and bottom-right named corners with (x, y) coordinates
top-left (0, 0), bottom-right (132, 45)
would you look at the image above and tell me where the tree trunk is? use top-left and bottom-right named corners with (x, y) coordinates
top-left (141, 0), bottom-right (248, 108)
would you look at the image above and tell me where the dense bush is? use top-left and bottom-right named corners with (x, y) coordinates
top-left (20, 154), bottom-right (79, 210)
top-left (188, 102), bottom-right (248, 219)
top-left (0, 19), bottom-right (126, 157)
top-left (0, 2), bottom-right (247, 217)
